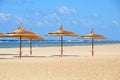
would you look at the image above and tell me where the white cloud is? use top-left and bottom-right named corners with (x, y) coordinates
top-left (0, 13), bottom-right (11, 21)
top-left (2, 0), bottom-right (33, 5)
top-left (57, 6), bottom-right (76, 14)
top-left (15, 16), bottom-right (28, 24)
top-left (42, 13), bottom-right (61, 26)
top-left (34, 12), bottom-right (41, 16)
top-left (0, 12), bottom-right (29, 25)
top-left (36, 21), bottom-right (44, 26)
top-left (80, 19), bottom-right (96, 27)
top-left (44, 13), bottom-right (60, 20)
top-left (81, 19), bottom-right (88, 25)
top-left (92, 13), bottom-right (99, 18)
top-left (17, 0), bottom-right (33, 4)
top-left (72, 20), bottom-right (77, 24)
top-left (112, 20), bottom-right (120, 26)
top-left (0, 12), bottom-right (78, 28)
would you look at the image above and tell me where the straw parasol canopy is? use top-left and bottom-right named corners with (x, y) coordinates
top-left (6, 24), bottom-right (36, 37)
top-left (46, 26), bottom-right (79, 36)
top-left (46, 25), bottom-right (79, 57)
top-left (81, 28), bottom-right (106, 56)
top-left (6, 23), bottom-right (44, 58)
top-left (0, 33), bottom-right (5, 37)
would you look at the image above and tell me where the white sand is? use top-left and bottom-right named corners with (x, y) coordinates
top-left (0, 44), bottom-right (120, 80)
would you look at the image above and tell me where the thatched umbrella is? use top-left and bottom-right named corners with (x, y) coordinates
top-left (81, 28), bottom-right (106, 56)
top-left (6, 23), bottom-right (44, 58)
top-left (46, 25), bottom-right (79, 57)
top-left (0, 33), bottom-right (5, 37)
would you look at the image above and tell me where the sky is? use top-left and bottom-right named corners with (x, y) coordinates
top-left (0, 0), bottom-right (120, 40)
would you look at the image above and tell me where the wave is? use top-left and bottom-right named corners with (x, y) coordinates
top-left (0, 41), bottom-right (3, 42)
top-left (0, 39), bottom-right (120, 43)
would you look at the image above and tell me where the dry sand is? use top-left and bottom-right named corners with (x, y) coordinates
top-left (0, 44), bottom-right (120, 80)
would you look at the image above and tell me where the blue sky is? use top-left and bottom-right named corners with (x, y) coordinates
top-left (0, 0), bottom-right (120, 40)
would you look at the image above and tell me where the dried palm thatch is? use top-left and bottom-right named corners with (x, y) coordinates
top-left (46, 25), bottom-right (79, 57)
top-left (46, 26), bottom-right (79, 36)
top-left (0, 33), bottom-right (5, 37)
top-left (81, 28), bottom-right (106, 56)
top-left (6, 24), bottom-right (36, 37)
top-left (81, 28), bottom-right (106, 39)
top-left (6, 23), bottom-right (44, 58)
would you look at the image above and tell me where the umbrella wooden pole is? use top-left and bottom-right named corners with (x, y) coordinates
top-left (61, 36), bottom-right (63, 57)
top-left (30, 38), bottom-right (32, 55)
top-left (92, 38), bottom-right (94, 56)
top-left (20, 36), bottom-right (22, 59)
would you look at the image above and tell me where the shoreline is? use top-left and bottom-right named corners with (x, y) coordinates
top-left (0, 41), bottom-right (120, 48)
top-left (0, 42), bottom-right (120, 48)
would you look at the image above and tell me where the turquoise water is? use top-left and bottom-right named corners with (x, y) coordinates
top-left (0, 40), bottom-right (120, 48)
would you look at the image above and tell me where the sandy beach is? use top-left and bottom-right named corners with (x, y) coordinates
top-left (0, 44), bottom-right (120, 80)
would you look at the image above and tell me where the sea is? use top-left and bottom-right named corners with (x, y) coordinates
top-left (0, 39), bottom-right (120, 48)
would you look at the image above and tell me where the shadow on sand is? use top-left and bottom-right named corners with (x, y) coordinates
top-left (0, 54), bottom-right (88, 59)
top-left (0, 53), bottom-right (18, 59)
top-left (0, 54), bottom-right (19, 55)
top-left (0, 57), bottom-right (14, 59)
top-left (51, 55), bottom-right (81, 57)
top-left (13, 55), bottom-right (81, 58)
top-left (13, 56), bottom-right (49, 58)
